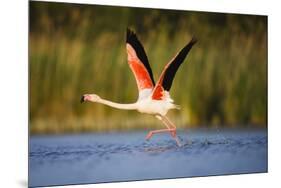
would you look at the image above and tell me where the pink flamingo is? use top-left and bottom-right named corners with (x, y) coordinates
top-left (81, 28), bottom-right (197, 146)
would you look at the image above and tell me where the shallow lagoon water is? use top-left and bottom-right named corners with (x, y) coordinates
top-left (29, 128), bottom-right (267, 187)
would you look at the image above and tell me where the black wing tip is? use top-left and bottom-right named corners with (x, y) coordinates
top-left (181, 36), bottom-right (197, 53)
top-left (126, 28), bottom-right (155, 86)
top-left (189, 36), bottom-right (198, 46)
top-left (126, 28), bottom-right (137, 43)
top-left (161, 35), bottom-right (197, 91)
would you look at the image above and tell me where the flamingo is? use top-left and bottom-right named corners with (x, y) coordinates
top-left (81, 28), bottom-right (197, 146)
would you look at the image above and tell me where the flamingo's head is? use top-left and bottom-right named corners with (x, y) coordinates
top-left (80, 94), bottom-right (101, 103)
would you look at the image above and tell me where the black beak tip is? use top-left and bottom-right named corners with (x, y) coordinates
top-left (80, 95), bottom-right (85, 103)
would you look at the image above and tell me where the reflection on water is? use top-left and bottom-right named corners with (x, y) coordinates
top-left (29, 128), bottom-right (267, 187)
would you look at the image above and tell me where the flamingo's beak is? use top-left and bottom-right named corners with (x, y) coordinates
top-left (80, 95), bottom-right (85, 103)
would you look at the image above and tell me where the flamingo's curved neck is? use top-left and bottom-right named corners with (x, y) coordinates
top-left (97, 98), bottom-right (138, 110)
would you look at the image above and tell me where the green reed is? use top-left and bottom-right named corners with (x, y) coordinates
top-left (29, 2), bottom-right (267, 134)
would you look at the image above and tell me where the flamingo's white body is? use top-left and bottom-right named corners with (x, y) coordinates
top-left (137, 91), bottom-right (178, 115)
top-left (82, 29), bottom-right (197, 146)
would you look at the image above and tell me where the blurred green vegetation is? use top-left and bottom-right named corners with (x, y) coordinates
top-left (29, 1), bottom-right (267, 134)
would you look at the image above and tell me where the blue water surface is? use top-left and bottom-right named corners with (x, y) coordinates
top-left (29, 128), bottom-right (267, 187)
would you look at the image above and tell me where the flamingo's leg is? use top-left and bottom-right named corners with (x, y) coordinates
top-left (145, 115), bottom-right (181, 147)
top-left (145, 115), bottom-right (175, 140)
top-left (162, 116), bottom-right (182, 147)
top-left (145, 128), bottom-right (175, 140)
top-left (145, 115), bottom-right (182, 147)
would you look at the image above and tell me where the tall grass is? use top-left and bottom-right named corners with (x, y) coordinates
top-left (29, 2), bottom-right (267, 134)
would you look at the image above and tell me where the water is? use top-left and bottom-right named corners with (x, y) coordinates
top-left (29, 128), bottom-right (267, 187)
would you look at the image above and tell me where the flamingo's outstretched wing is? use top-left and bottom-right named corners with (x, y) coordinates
top-left (152, 37), bottom-right (197, 100)
top-left (126, 29), bottom-right (155, 97)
